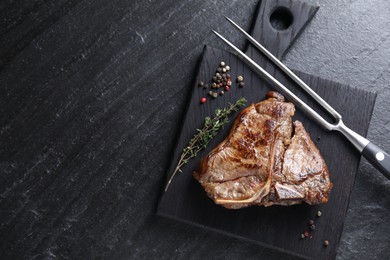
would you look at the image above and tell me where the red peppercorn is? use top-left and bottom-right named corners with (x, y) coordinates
top-left (225, 86), bottom-right (230, 91)
top-left (200, 97), bottom-right (206, 103)
top-left (304, 231), bottom-right (309, 237)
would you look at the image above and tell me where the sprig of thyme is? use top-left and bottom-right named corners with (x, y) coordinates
top-left (164, 97), bottom-right (247, 191)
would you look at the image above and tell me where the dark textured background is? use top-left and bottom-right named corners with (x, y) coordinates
top-left (0, 0), bottom-right (389, 259)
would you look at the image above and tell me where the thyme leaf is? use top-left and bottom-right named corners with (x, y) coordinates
top-left (164, 97), bottom-right (247, 191)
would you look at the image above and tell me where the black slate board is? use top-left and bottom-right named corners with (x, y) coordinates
top-left (157, 1), bottom-right (377, 259)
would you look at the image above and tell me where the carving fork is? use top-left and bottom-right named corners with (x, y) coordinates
top-left (212, 16), bottom-right (390, 179)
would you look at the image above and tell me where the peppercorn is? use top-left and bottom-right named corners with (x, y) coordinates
top-left (317, 211), bottom-right (322, 217)
top-left (226, 73), bottom-right (231, 78)
top-left (323, 240), bottom-right (329, 247)
top-left (198, 81), bottom-right (204, 87)
top-left (239, 82), bottom-right (245, 87)
top-left (220, 91), bottom-right (224, 96)
top-left (220, 61), bottom-right (225, 67)
top-left (300, 234), bottom-right (305, 239)
top-left (212, 76), bottom-right (217, 82)
top-left (203, 84), bottom-right (208, 89)
top-left (304, 231), bottom-right (309, 237)
top-left (208, 91), bottom-right (213, 96)
top-left (227, 81), bottom-right (232, 86)
top-left (215, 73), bottom-right (221, 77)
top-left (216, 79), bottom-right (221, 83)
top-left (237, 75), bottom-right (244, 82)
top-left (222, 68), bottom-right (226, 73)
top-left (212, 83), bottom-right (217, 89)
top-left (309, 220), bottom-right (314, 225)
top-left (310, 224), bottom-right (315, 231)
top-left (225, 65), bottom-right (230, 71)
top-left (212, 92), bottom-right (218, 99)
top-left (200, 97), bottom-right (206, 103)
top-left (218, 83), bottom-right (223, 87)
top-left (225, 86), bottom-right (230, 91)
top-left (217, 67), bottom-right (222, 73)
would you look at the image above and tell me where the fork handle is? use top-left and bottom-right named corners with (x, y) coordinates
top-left (337, 122), bottom-right (390, 180)
top-left (362, 142), bottom-right (390, 180)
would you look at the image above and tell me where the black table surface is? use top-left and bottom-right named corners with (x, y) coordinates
top-left (1, 0), bottom-right (389, 259)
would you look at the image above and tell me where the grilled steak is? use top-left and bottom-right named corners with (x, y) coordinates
top-left (193, 92), bottom-right (332, 209)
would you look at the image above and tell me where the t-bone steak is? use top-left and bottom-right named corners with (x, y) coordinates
top-left (193, 91), bottom-right (333, 209)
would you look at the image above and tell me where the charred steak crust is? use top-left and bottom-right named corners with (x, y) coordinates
top-left (193, 92), bottom-right (332, 209)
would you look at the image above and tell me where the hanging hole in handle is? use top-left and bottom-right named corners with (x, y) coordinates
top-left (270, 7), bottom-right (294, 31)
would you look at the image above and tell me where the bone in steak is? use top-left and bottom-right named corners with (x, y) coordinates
top-left (193, 92), bottom-right (332, 209)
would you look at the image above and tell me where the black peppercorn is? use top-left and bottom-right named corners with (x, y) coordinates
top-left (239, 82), bottom-right (245, 87)
top-left (198, 81), bottom-right (204, 87)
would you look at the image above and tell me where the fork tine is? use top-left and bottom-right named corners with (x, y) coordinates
top-left (212, 29), bottom-right (334, 131)
top-left (224, 16), bottom-right (342, 121)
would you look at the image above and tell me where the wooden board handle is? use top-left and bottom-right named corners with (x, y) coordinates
top-left (245, 0), bottom-right (319, 61)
